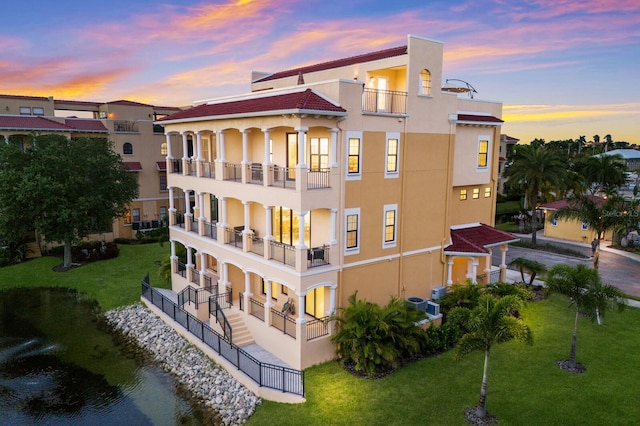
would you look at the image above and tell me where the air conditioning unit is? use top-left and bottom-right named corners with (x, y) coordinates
top-left (426, 301), bottom-right (440, 316)
top-left (406, 297), bottom-right (427, 312)
top-left (431, 286), bottom-right (446, 301)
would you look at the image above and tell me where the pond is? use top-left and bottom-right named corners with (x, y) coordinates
top-left (0, 287), bottom-right (217, 425)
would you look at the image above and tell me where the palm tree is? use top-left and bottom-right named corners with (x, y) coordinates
top-left (504, 145), bottom-right (566, 244)
top-left (575, 153), bottom-right (626, 195)
top-left (546, 264), bottom-right (626, 371)
top-left (453, 294), bottom-right (532, 421)
top-left (508, 257), bottom-right (547, 286)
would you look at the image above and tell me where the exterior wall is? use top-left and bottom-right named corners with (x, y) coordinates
top-left (0, 94), bottom-right (56, 116)
top-left (450, 184), bottom-right (496, 226)
top-left (543, 215), bottom-right (612, 243)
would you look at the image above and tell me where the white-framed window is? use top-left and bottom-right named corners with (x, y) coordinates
top-left (345, 208), bottom-right (361, 254)
top-left (310, 137), bottom-right (329, 170)
top-left (19, 107), bottom-right (31, 115)
top-left (345, 131), bottom-right (362, 180)
top-left (420, 69), bottom-right (432, 96)
top-left (477, 137), bottom-right (490, 168)
top-left (159, 173), bottom-right (167, 191)
top-left (385, 132), bottom-right (400, 178)
top-left (581, 221), bottom-right (588, 231)
top-left (472, 188), bottom-right (480, 199)
top-left (32, 107), bottom-right (44, 116)
top-left (383, 204), bottom-right (398, 248)
top-left (460, 189), bottom-right (467, 201)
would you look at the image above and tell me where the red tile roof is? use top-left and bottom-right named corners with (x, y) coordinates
top-left (159, 89), bottom-right (346, 122)
top-left (253, 45), bottom-right (408, 83)
top-left (457, 114), bottom-right (504, 124)
top-left (156, 161), bottom-right (167, 171)
top-left (0, 115), bottom-right (73, 131)
top-left (64, 118), bottom-right (108, 133)
top-left (540, 195), bottom-right (606, 210)
top-left (122, 162), bottom-right (143, 171)
top-left (445, 223), bottom-right (519, 255)
top-left (503, 134), bottom-right (519, 142)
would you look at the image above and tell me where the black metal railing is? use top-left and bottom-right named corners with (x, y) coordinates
top-left (141, 275), bottom-right (304, 396)
top-left (177, 261), bottom-right (187, 278)
top-left (271, 308), bottom-right (296, 339)
top-left (238, 291), bottom-right (244, 312)
top-left (204, 221), bottom-right (217, 240)
top-left (362, 88), bottom-right (407, 114)
top-left (223, 162), bottom-right (242, 181)
top-left (306, 316), bottom-right (331, 341)
top-left (225, 227), bottom-right (244, 248)
top-left (269, 241), bottom-right (296, 267)
top-left (175, 211), bottom-right (185, 228)
top-left (190, 268), bottom-right (200, 285)
top-left (249, 235), bottom-right (264, 256)
top-left (187, 160), bottom-right (197, 176)
top-left (190, 218), bottom-right (199, 234)
top-left (270, 165), bottom-right (295, 189)
top-left (171, 159), bottom-right (182, 174)
top-left (209, 289), bottom-right (232, 342)
top-left (203, 161), bottom-right (215, 179)
top-left (307, 168), bottom-right (330, 189)
top-left (249, 298), bottom-right (265, 321)
top-left (307, 245), bottom-right (330, 268)
top-left (114, 120), bottom-right (139, 132)
top-left (248, 163), bottom-right (263, 184)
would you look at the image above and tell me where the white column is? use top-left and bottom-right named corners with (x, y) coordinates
top-left (218, 131), bottom-right (226, 162)
top-left (500, 245), bottom-right (508, 269)
top-left (471, 259), bottom-right (479, 284)
top-left (330, 128), bottom-right (338, 167)
top-left (447, 258), bottom-right (453, 286)
top-left (165, 133), bottom-right (173, 159)
top-left (297, 294), bottom-right (306, 323)
top-left (181, 133), bottom-right (189, 160)
top-left (264, 205), bottom-right (273, 240)
top-left (184, 191), bottom-right (191, 216)
top-left (330, 208), bottom-right (338, 244)
top-left (241, 129), bottom-right (250, 164)
top-left (170, 240), bottom-right (176, 259)
top-left (296, 127), bottom-right (307, 167)
top-left (243, 201), bottom-right (251, 232)
top-left (219, 262), bottom-right (229, 291)
top-left (168, 187), bottom-right (175, 212)
top-left (244, 271), bottom-right (251, 294)
top-left (186, 246), bottom-right (193, 269)
top-left (329, 285), bottom-right (337, 315)
top-left (264, 278), bottom-right (272, 307)
top-left (199, 252), bottom-right (206, 275)
top-left (198, 192), bottom-right (205, 221)
top-left (296, 211), bottom-right (307, 248)
top-left (220, 197), bottom-right (227, 226)
top-left (262, 128), bottom-right (271, 165)
top-left (196, 132), bottom-right (203, 161)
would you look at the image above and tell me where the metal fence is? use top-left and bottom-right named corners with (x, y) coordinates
top-left (141, 275), bottom-right (304, 396)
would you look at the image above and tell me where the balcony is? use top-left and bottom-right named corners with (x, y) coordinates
top-left (114, 120), bottom-right (139, 132)
top-left (362, 88), bottom-right (407, 114)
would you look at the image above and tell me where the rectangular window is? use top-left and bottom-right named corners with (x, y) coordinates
top-left (581, 221), bottom-right (588, 231)
top-left (345, 208), bottom-right (360, 253)
top-left (472, 188), bottom-right (480, 199)
top-left (551, 217), bottom-right (558, 227)
top-left (383, 204), bottom-right (398, 248)
top-left (159, 206), bottom-right (167, 223)
top-left (385, 133), bottom-right (400, 178)
top-left (32, 107), bottom-right (44, 116)
top-left (124, 210), bottom-right (132, 225)
top-left (478, 139), bottom-right (489, 168)
top-left (485, 187), bottom-right (491, 198)
top-left (310, 137), bottom-right (329, 170)
top-left (281, 285), bottom-right (288, 295)
top-left (348, 138), bottom-right (360, 174)
top-left (19, 107), bottom-right (31, 115)
top-left (460, 189), bottom-right (467, 201)
top-left (132, 208), bottom-right (141, 223)
top-left (159, 173), bottom-right (167, 191)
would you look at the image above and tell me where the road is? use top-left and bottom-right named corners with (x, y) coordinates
top-left (493, 237), bottom-right (640, 297)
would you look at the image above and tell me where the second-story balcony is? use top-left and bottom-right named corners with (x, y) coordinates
top-left (362, 88), bottom-right (407, 115)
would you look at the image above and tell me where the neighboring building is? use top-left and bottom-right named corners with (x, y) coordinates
top-left (157, 35), bottom-right (517, 371)
top-left (0, 94), bottom-right (182, 250)
top-left (539, 195), bottom-right (612, 243)
top-left (597, 148), bottom-right (640, 171)
top-left (497, 134), bottom-right (519, 194)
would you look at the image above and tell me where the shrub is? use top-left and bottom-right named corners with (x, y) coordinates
top-left (71, 241), bottom-right (119, 263)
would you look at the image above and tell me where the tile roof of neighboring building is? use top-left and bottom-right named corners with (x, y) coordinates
top-left (107, 100), bottom-right (154, 107)
top-left (503, 134), bottom-right (519, 142)
top-left (253, 45), bottom-right (408, 83)
top-left (540, 195), bottom-right (606, 211)
top-left (54, 99), bottom-right (103, 108)
top-left (0, 115), bottom-right (73, 131)
top-left (156, 161), bottom-right (167, 171)
top-left (445, 223), bottom-right (519, 255)
top-left (159, 89), bottom-right (346, 122)
top-left (457, 114), bottom-right (504, 124)
top-left (122, 162), bottom-right (143, 171)
top-left (64, 118), bottom-right (108, 132)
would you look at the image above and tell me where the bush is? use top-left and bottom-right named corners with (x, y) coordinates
top-left (71, 241), bottom-right (119, 263)
top-left (0, 247), bottom-right (10, 267)
top-left (422, 322), bottom-right (462, 355)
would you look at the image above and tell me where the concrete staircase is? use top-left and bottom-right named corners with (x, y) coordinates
top-left (224, 311), bottom-right (255, 347)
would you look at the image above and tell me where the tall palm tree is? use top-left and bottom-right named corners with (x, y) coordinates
top-left (504, 145), bottom-right (566, 244)
top-left (546, 264), bottom-right (626, 371)
top-left (575, 153), bottom-right (626, 195)
top-left (453, 294), bottom-right (532, 420)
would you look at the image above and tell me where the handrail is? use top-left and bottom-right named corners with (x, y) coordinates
top-left (210, 290), bottom-right (233, 342)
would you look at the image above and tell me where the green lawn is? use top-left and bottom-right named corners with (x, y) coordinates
top-left (0, 243), bottom-right (170, 310)
top-left (249, 295), bottom-right (640, 426)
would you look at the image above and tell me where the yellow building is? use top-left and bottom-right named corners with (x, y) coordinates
top-left (0, 94), bottom-right (182, 248)
top-left (540, 196), bottom-right (612, 243)
top-left (158, 35), bottom-right (517, 371)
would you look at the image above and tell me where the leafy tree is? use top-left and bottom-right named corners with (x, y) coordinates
top-left (331, 292), bottom-right (426, 378)
top-left (575, 154), bottom-right (626, 195)
top-left (453, 294), bottom-right (532, 421)
top-left (508, 257), bottom-right (547, 286)
top-left (546, 264), bottom-right (626, 371)
top-left (504, 145), bottom-right (566, 244)
top-left (0, 135), bottom-right (138, 269)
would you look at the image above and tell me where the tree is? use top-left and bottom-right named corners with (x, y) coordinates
top-left (504, 145), bottom-right (566, 244)
top-left (453, 294), bottom-right (532, 421)
top-left (0, 135), bottom-right (138, 269)
top-left (546, 264), bottom-right (626, 372)
top-left (575, 154), bottom-right (626, 195)
top-left (508, 257), bottom-right (547, 286)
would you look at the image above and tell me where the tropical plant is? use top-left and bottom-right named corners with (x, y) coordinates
top-left (575, 153), bottom-right (626, 195)
top-left (331, 292), bottom-right (426, 378)
top-left (453, 294), bottom-right (533, 421)
top-left (485, 281), bottom-right (534, 301)
top-left (437, 280), bottom-right (483, 314)
top-left (508, 257), bottom-right (547, 286)
top-left (546, 264), bottom-right (626, 371)
top-left (504, 145), bottom-right (566, 244)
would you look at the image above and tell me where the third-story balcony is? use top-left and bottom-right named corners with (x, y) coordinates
top-left (362, 88), bottom-right (407, 114)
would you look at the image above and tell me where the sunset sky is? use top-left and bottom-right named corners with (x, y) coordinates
top-left (1, 0), bottom-right (638, 144)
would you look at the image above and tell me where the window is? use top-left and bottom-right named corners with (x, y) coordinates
top-left (385, 133), bottom-right (400, 177)
top-left (420, 69), bottom-right (432, 95)
top-left (305, 287), bottom-right (323, 318)
top-left (132, 208), bottom-right (140, 223)
top-left (273, 206), bottom-right (310, 246)
top-left (460, 189), bottom-right (467, 201)
top-left (478, 139), bottom-right (489, 168)
top-left (472, 188), bottom-right (480, 199)
top-left (261, 279), bottom-right (280, 300)
top-left (210, 196), bottom-right (219, 222)
top-left (581, 221), bottom-right (588, 231)
top-left (124, 210), bottom-right (132, 225)
top-left (551, 217), bottom-right (558, 227)
top-left (281, 285), bottom-right (288, 296)
top-left (348, 138), bottom-right (360, 174)
top-left (32, 107), bottom-right (44, 116)
top-left (159, 206), bottom-right (167, 222)
top-left (206, 256), bottom-right (218, 272)
top-left (485, 187), bottom-right (491, 198)
top-left (159, 173), bottom-right (167, 191)
top-left (161, 142), bottom-right (167, 156)
top-left (123, 142), bottom-right (133, 155)
top-left (383, 204), bottom-right (398, 248)
top-left (19, 107), bottom-right (31, 115)
top-left (345, 208), bottom-right (360, 253)
top-left (310, 137), bottom-right (329, 170)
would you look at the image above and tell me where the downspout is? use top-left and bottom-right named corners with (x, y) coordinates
top-left (397, 115), bottom-right (409, 298)
top-left (441, 114), bottom-right (457, 282)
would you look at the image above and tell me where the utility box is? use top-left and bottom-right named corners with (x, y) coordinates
top-left (426, 301), bottom-right (440, 316)
top-left (431, 286), bottom-right (446, 301)
top-left (406, 297), bottom-right (427, 312)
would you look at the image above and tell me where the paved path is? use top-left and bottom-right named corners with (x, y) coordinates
top-left (495, 232), bottom-right (640, 305)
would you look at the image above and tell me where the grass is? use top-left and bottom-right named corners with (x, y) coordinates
top-left (511, 240), bottom-right (589, 258)
top-left (495, 201), bottom-right (521, 216)
top-left (248, 295), bottom-right (640, 426)
top-left (0, 243), bottom-right (170, 310)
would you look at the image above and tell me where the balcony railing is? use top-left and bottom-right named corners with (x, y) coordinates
top-left (204, 221), bottom-right (217, 240)
top-left (307, 245), bottom-right (330, 268)
top-left (177, 261), bottom-right (187, 278)
top-left (307, 168), bottom-right (330, 190)
top-left (170, 159), bottom-right (182, 174)
top-left (247, 163), bottom-right (263, 185)
top-left (249, 235), bottom-right (264, 256)
top-left (203, 161), bottom-right (215, 179)
top-left (271, 308), bottom-right (296, 339)
top-left (269, 240), bottom-right (296, 267)
top-left (187, 160), bottom-right (197, 176)
top-left (362, 88), bottom-right (407, 114)
top-left (270, 165), bottom-right (295, 189)
top-left (175, 211), bottom-right (185, 228)
top-left (114, 120), bottom-right (139, 132)
top-left (190, 268), bottom-right (200, 285)
top-left (306, 316), bottom-right (331, 341)
top-left (223, 162), bottom-right (242, 181)
top-left (224, 226), bottom-right (244, 248)
top-left (249, 298), bottom-right (265, 321)
top-left (190, 218), bottom-right (199, 234)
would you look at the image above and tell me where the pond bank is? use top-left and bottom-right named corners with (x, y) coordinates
top-left (104, 304), bottom-right (261, 425)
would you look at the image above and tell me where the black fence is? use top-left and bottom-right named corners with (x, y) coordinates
top-left (141, 275), bottom-right (304, 396)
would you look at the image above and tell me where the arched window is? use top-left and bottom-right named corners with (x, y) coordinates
top-left (420, 69), bottom-right (431, 95)
top-left (160, 142), bottom-right (167, 155)
top-left (123, 142), bottom-right (133, 155)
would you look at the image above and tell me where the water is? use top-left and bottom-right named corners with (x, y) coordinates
top-left (0, 288), bottom-right (216, 425)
